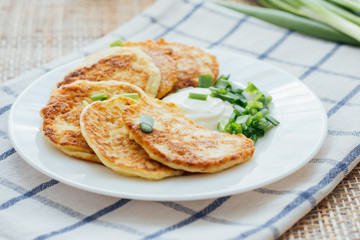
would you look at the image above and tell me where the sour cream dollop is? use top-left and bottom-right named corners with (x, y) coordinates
top-left (162, 88), bottom-right (233, 131)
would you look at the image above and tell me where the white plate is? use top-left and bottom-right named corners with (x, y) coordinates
top-left (8, 50), bottom-right (327, 201)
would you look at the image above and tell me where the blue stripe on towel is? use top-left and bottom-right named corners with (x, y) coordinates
top-left (34, 198), bottom-right (131, 240)
top-left (258, 31), bottom-right (293, 60)
top-left (0, 176), bottom-right (144, 236)
top-left (231, 144), bottom-right (360, 239)
top-left (158, 201), bottom-right (257, 227)
top-left (328, 130), bottom-right (360, 137)
top-left (154, 1), bottom-right (204, 39)
top-left (0, 148), bottom-right (15, 161)
top-left (299, 43), bottom-right (342, 80)
top-left (0, 104), bottom-right (12, 116)
top-left (1, 86), bottom-right (18, 97)
top-left (142, 13), bottom-right (360, 82)
top-left (327, 84), bottom-right (360, 118)
top-left (208, 16), bottom-right (249, 49)
top-left (310, 158), bottom-right (340, 166)
top-left (0, 179), bottom-right (59, 210)
top-left (143, 196), bottom-right (231, 240)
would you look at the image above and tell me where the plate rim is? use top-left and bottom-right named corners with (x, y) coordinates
top-left (8, 49), bottom-right (328, 201)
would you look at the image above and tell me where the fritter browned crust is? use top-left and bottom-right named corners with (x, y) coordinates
top-left (123, 40), bottom-right (178, 98)
top-left (80, 96), bottom-right (183, 180)
top-left (40, 80), bottom-right (146, 162)
top-left (122, 97), bottom-right (255, 173)
top-left (57, 47), bottom-right (161, 97)
top-left (155, 38), bottom-right (219, 91)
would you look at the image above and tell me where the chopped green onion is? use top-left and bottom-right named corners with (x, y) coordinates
top-left (249, 135), bottom-right (259, 143)
top-left (265, 115), bottom-right (280, 126)
top-left (260, 108), bottom-right (270, 116)
top-left (266, 95), bottom-right (273, 104)
top-left (247, 100), bottom-right (263, 109)
top-left (198, 74), bottom-right (213, 88)
top-left (253, 119), bottom-right (271, 130)
top-left (139, 115), bottom-right (154, 133)
top-left (109, 39), bottom-right (124, 47)
top-left (118, 93), bottom-right (140, 101)
top-left (231, 122), bottom-right (242, 134)
top-left (210, 91), bottom-right (239, 103)
top-left (82, 100), bottom-right (89, 106)
top-left (225, 122), bottom-right (233, 132)
top-left (217, 74), bottom-right (230, 81)
top-left (188, 92), bottom-right (208, 101)
top-left (217, 119), bottom-right (228, 132)
top-left (233, 105), bottom-right (246, 116)
top-left (252, 111), bottom-right (264, 122)
top-left (210, 77), bottom-right (279, 142)
top-left (175, 87), bottom-right (194, 93)
top-left (90, 93), bottom-right (107, 101)
top-left (236, 115), bottom-right (252, 126)
top-left (215, 79), bottom-right (231, 89)
top-left (245, 82), bottom-right (259, 93)
top-left (217, 89), bottom-right (228, 94)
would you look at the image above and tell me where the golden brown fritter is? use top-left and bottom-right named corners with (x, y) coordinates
top-left (122, 97), bottom-right (255, 173)
top-left (80, 96), bottom-right (183, 180)
top-left (57, 47), bottom-right (161, 97)
top-left (40, 80), bottom-right (146, 162)
top-left (155, 38), bottom-right (219, 91)
top-left (123, 40), bottom-right (178, 98)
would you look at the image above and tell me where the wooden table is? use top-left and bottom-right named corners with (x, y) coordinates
top-left (1, 0), bottom-right (359, 238)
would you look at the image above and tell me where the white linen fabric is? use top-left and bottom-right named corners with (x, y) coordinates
top-left (1, 0), bottom-right (360, 239)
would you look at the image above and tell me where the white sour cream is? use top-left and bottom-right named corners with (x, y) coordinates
top-left (162, 88), bottom-right (233, 131)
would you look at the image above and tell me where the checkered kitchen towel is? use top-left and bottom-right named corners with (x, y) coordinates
top-left (1, 0), bottom-right (360, 239)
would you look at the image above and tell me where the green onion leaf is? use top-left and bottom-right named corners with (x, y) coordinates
top-left (216, 2), bottom-right (360, 46)
top-left (139, 115), bottom-right (154, 133)
top-left (109, 39), bottom-right (124, 47)
top-left (90, 93), bottom-right (107, 101)
top-left (198, 74), bottom-right (213, 88)
top-left (188, 92), bottom-right (208, 101)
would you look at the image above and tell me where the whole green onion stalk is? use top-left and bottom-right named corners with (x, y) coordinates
top-left (216, 0), bottom-right (360, 45)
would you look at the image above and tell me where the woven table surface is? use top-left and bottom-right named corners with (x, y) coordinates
top-left (1, 0), bottom-right (359, 239)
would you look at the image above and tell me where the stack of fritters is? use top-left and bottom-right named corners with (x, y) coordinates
top-left (40, 39), bottom-right (255, 180)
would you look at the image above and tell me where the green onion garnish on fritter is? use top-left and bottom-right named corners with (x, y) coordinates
top-left (108, 38), bottom-right (124, 47)
top-left (139, 114), bottom-right (154, 133)
top-left (113, 93), bottom-right (140, 101)
top-left (90, 93), bottom-right (107, 101)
